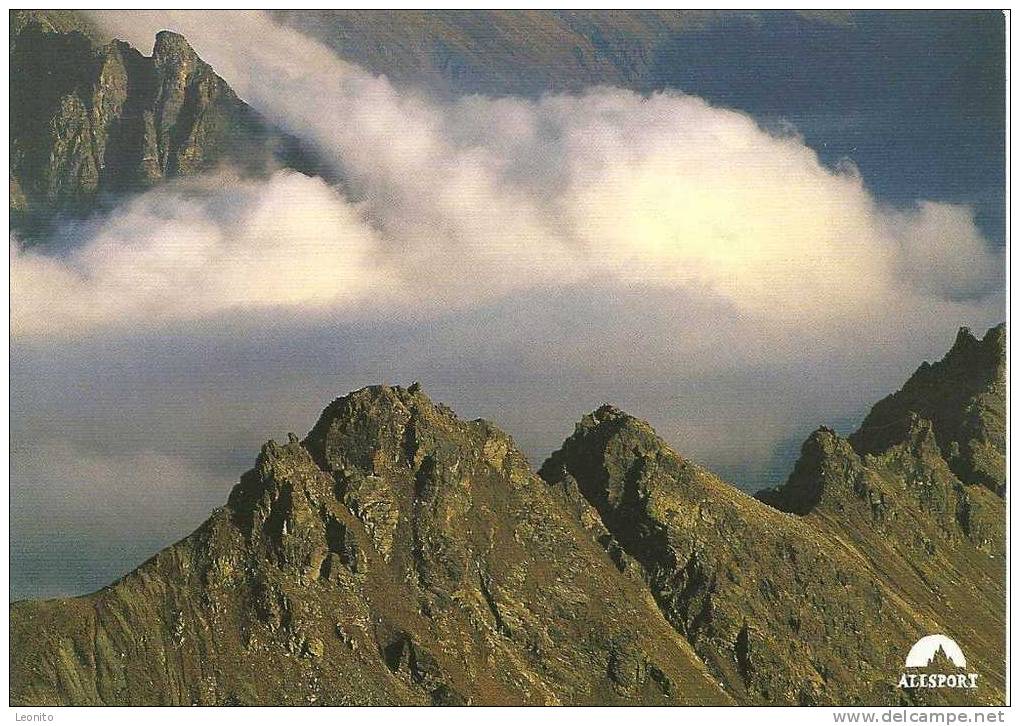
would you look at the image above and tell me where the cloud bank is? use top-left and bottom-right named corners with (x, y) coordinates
top-left (12, 10), bottom-right (1000, 339)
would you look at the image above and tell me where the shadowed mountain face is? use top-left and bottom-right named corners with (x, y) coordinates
top-left (10, 10), bottom-right (313, 235)
top-left (268, 9), bottom-right (707, 97)
top-left (9, 326), bottom-right (1006, 706)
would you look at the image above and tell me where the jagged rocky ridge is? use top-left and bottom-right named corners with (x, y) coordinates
top-left (10, 326), bottom-right (1006, 705)
top-left (10, 11), bottom-right (313, 233)
top-left (11, 385), bottom-right (729, 706)
top-left (754, 324), bottom-right (1006, 702)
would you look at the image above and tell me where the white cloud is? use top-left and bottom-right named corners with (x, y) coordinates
top-left (8, 10), bottom-right (1000, 339)
top-left (891, 201), bottom-right (1002, 300)
top-left (12, 172), bottom-right (395, 336)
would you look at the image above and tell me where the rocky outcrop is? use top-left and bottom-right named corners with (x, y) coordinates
top-left (10, 11), bottom-right (314, 233)
top-left (753, 326), bottom-right (1006, 704)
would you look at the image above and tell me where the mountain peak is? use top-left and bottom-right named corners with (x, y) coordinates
top-left (302, 383), bottom-right (457, 472)
top-left (754, 426), bottom-right (854, 515)
top-left (152, 29), bottom-right (198, 62)
top-left (538, 393), bottom-right (1001, 704)
top-left (10, 369), bottom-right (1005, 705)
top-left (591, 403), bottom-right (628, 422)
top-left (540, 404), bottom-right (680, 516)
top-left (953, 325), bottom-right (979, 350)
top-left (563, 403), bottom-right (663, 453)
top-left (951, 322), bottom-right (1004, 355)
top-left (14, 380), bottom-right (740, 705)
top-left (758, 323), bottom-right (1007, 520)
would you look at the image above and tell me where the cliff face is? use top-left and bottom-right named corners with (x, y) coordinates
top-left (9, 324), bottom-right (1007, 706)
top-left (10, 11), bottom-right (312, 233)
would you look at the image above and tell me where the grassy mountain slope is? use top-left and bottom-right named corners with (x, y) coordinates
top-left (754, 324), bottom-right (1007, 704)
top-left (539, 401), bottom-right (1003, 705)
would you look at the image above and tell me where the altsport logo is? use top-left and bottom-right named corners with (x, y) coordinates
top-left (897, 634), bottom-right (978, 690)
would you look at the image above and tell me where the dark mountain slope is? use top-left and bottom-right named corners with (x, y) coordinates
top-left (268, 10), bottom-right (846, 98)
top-left (10, 11), bottom-right (313, 234)
top-left (10, 385), bottom-right (728, 706)
top-left (269, 9), bottom-right (695, 97)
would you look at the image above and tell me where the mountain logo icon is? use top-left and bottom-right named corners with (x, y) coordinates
top-left (904, 634), bottom-right (967, 669)
top-left (898, 634), bottom-right (977, 690)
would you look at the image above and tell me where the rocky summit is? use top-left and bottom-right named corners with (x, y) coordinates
top-left (10, 385), bottom-right (728, 706)
top-left (9, 325), bottom-right (1006, 706)
top-left (9, 10), bottom-right (314, 233)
